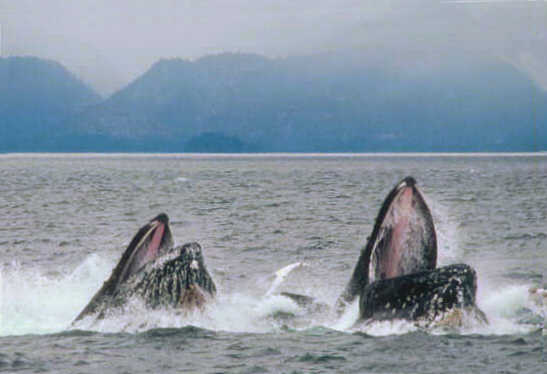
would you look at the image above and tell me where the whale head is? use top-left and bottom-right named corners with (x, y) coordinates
top-left (338, 176), bottom-right (437, 308)
top-left (74, 213), bottom-right (174, 321)
top-left (368, 176), bottom-right (437, 282)
top-left (74, 214), bottom-right (216, 322)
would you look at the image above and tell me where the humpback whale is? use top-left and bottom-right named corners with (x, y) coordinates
top-left (335, 176), bottom-right (486, 325)
top-left (74, 213), bottom-right (216, 322)
top-left (74, 177), bottom-right (484, 327)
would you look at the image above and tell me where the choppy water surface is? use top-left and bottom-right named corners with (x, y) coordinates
top-left (0, 154), bottom-right (545, 373)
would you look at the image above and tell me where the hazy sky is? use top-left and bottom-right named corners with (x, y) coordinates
top-left (1, 0), bottom-right (546, 95)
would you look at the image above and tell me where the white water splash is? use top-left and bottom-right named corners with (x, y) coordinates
top-left (472, 284), bottom-right (543, 335)
top-left (427, 194), bottom-right (462, 265)
top-left (0, 254), bottom-right (542, 337)
top-left (354, 319), bottom-right (419, 336)
top-left (426, 196), bottom-right (542, 335)
top-left (0, 254), bottom-right (111, 336)
top-left (73, 288), bottom-right (303, 334)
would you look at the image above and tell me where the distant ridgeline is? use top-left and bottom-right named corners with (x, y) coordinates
top-left (0, 57), bottom-right (101, 151)
top-left (1, 53), bottom-right (546, 152)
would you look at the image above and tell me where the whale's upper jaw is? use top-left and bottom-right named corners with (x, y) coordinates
top-left (368, 176), bottom-right (437, 283)
top-left (176, 243), bottom-right (217, 307)
top-left (177, 243), bottom-right (214, 287)
top-left (115, 213), bottom-right (174, 286)
top-left (359, 263), bottom-right (480, 323)
top-left (133, 242), bottom-right (217, 310)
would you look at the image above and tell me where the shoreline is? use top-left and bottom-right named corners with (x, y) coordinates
top-left (1, 152), bottom-right (546, 159)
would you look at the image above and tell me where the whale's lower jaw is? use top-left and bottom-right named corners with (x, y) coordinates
top-left (358, 264), bottom-right (478, 323)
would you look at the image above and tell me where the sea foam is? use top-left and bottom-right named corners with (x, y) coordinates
top-left (1, 252), bottom-right (541, 337)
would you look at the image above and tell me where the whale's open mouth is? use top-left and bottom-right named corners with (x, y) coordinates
top-left (116, 213), bottom-right (174, 285)
top-left (338, 176), bottom-right (438, 309)
top-left (368, 177), bottom-right (437, 282)
top-left (73, 213), bottom-right (176, 322)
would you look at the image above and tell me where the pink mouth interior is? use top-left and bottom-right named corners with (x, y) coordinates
top-left (142, 222), bottom-right (165, 264)
top-left (126, 222), bottom-right (165, 277)
top-left (378, 186), bottom-right (413, 279)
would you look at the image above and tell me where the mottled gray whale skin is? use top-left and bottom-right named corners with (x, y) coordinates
top-left (359, 263), bottom-right (477, 322)
top-left (337, 177), bottom-right (483, 324)
top-left (74, 214), bottom-right (216, 322)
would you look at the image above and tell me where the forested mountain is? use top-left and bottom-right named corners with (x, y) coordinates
top-left (0, 57), bottom-right (101, 151)
top-left (2, 53), bottom-right (546, 152)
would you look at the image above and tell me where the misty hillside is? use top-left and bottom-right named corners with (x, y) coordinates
top-left (0, 57), bottom-right (101, 151)
top-left (2, 53), bottom-right (546, 152)
top-left (69, 52), bottom-right (546, 152)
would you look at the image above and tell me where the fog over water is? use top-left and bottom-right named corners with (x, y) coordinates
top-left (2, 0), bottom-right (546, 95)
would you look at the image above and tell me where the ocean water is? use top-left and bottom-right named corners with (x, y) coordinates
top-left (0, 153), bottom-right (545, 373)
